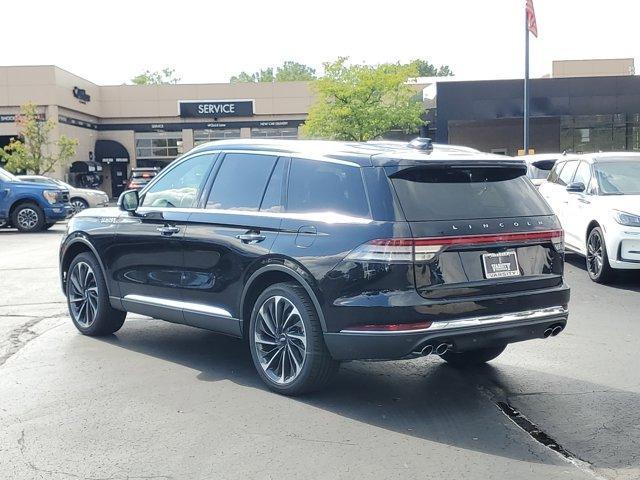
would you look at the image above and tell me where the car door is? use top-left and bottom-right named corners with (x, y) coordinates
top-left (112, 153), bottom-right (216, 322)
top-left (180, 152), bottom-right (285, 336)
top-left (564, 161), bottom-right (594, 252)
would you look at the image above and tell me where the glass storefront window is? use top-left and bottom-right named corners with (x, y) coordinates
top-left (135, 132), bottom-right (183, 164)
top-left (193, 129), bottom-right (241, 146)
top-left (251, 127), bottom-right (298, 139)
top-left (560, 114), bottom-right (639, 153)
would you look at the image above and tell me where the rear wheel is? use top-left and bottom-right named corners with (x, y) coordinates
top-left (12, 203), bottom-right (44, 232)
top-left (249, 282), bottom-right (338, 395)
top-left (440, 345), bottom-right (506, 367)
top-left (586, 226), bottom-right (614, 283)
top-left (66, 252), bottom-right (126, 336)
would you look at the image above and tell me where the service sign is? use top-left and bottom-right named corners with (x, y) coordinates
top-left (179, 100), bottom-right (253, 118)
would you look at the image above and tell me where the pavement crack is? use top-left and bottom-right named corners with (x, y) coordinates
top-left (0, 312), bottom-right (66, 367)
top-left (495, 400), bottom-right (609, 480)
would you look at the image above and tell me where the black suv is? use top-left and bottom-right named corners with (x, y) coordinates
top-left (59, 139), bottom-right (569, 394)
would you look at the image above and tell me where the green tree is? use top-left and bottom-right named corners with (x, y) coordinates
top-left (301, 58), bottom-right (424, 142)
top-left (1, 103), bottom-right (78, 175)
top-left (131, 67), bottom-right (181, 85)
top-left (230, 61), bottom-right (316, 83)
top-left (412, 59), bottom-right (454, 77)
top-left (230, 67), bottom-right (273, 83)
top-left (275, 61), bottom-right (316, 81)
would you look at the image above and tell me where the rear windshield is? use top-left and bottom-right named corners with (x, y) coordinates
top-left (390, 166), bottom-right (552, 221)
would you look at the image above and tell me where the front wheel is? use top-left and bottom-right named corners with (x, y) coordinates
top-left (249, 282), bottom-right (338, 395)
top-left (12, 203), bottom-right (44, 232)
top-left (586, 226), bottom-right (615, 283)
top-left (70, 198), bottom-right (89, 215)
top-left (66, 252), bottom-right (126, 336)
top-left (440, 345), bottom-right (506, 367)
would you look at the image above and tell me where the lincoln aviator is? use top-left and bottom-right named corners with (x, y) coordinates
top-left (59, 139), bottom-right (570, 395)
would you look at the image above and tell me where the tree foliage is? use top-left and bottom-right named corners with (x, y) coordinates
top-left (412, 59), bottom-right (454, 77)
top-left (131, 67), bottom-right (181, 85)
top-left (301, 58), bottom-right (424, 142)
top-left (230, 61), bottom-right (316, 83)
top-left (1, 103), bottom-right (78, 175)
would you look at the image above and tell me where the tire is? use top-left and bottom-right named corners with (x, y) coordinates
top-left (11, 202), bottom-right (44, 232)
top-left (70, 198), bottom-right (89, 215)
top-left (249, 282), bottom-right (339, 395)
top-left (66, 252), bottom-right (126, 336)
top-left (440, 345), bottom-right (506, 367)
top-left (586, 226), bottom-right (615, 283)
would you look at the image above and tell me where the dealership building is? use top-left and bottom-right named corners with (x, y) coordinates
top-left (1, 59), bottom-right (639, 197)
top-left (0, 65), bottom-right (315, 197)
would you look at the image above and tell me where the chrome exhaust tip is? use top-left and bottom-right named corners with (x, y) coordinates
top-left (551, 325), bottom-right (564, 336)
top-left (435, 343), bottom-right (450, 355)
top-left (421, 345), bottom-right (433, 356)
top-left (543, 328), bottom-right (553, 338)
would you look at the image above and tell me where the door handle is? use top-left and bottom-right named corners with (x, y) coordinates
top-left (236, 233), bottom-right (266, 243)
top-left (156, 225), bottom-right (180, 236)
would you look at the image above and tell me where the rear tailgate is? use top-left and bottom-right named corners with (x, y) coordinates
top-left (387, 163), bottom-right (564, 300)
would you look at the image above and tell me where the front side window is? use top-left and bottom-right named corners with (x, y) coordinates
top-left (287, 158), bottom-right (370, 217)
top-left (141, 154), bottom-right (213, 208)
top-left (572, 161), bottom-right (592, 188)
top-left (207, 153), bottom-right (278, 211)
top-left (557, 161), bottom-right (579, 186)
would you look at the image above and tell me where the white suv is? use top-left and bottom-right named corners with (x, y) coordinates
top-left (538, 153), bottom-right (640, 283)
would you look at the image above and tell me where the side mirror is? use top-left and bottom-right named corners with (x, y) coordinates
top-left (118, 189), bottom-right (139, 212)
top-left (566, 182), bottom-right (585, 193)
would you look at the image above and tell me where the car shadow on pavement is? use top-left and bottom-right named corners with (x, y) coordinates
top-left (98, 318), bottom-right (640, 471)
top-left (565, 253), bottom-right (640, 292)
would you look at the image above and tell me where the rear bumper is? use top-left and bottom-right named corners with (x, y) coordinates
top-left (324, 305), bottom-right (568, 360)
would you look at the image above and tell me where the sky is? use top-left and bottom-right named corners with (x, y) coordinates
top-left (3, 0), bottom-right (639, 85)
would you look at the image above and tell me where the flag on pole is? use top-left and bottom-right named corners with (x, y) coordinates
top-left (526, 0), bottom-right (538, 37)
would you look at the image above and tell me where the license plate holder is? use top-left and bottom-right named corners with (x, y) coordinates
top-left (482, 251), bottom-right (520, 279)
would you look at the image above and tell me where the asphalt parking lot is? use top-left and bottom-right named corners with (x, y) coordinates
top-left (1, 224), bottom-right (639, 480)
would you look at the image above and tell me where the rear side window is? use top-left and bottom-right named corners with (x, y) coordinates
top-left (547, 162), bottom-right (564, 183)
top-left (287, 158), bottom-right (370, 217)
top-left (207, 153), bottom-right (277, 211)
top-left (390, 166), bottom-right (552, 221)
top-left (260, 158), bottom-right (285, 212)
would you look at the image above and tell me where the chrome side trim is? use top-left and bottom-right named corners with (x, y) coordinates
top-left (123, 294), bottom-right (233, 318)
top-left (340, 306), bottom-right (568, 335)
top-left (132, 206), bottom-right (372, 225)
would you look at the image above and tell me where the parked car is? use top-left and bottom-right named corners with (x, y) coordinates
top-left (0, 166), bottom-right (73, 232)
top-left (59, 139), bottom-right (569, 394)
top-left (539, 152), bottom-right (640, 283)
top-left (18, 175), bottom-right (109, 214)
top-left (126, 167), bottom-right (160, 191)
top-left (523, 153), bottom-right (559, 187)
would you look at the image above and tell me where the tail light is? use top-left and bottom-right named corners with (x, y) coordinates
top-left (345, 229), bottom-right (564, 263)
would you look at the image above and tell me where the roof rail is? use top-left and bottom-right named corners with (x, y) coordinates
top-left (407, 137), bottom-right (433, 151)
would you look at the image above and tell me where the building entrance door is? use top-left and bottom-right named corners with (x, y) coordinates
top-left (96, 140), bottom-right (131, 199)
top-left (111, 162), bottom-right (128, 198)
